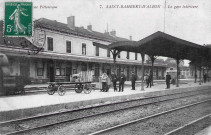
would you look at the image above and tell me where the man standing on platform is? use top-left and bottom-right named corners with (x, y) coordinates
top-left (110, 71), bottom-right (118, 92)
top-left (146, 74), bottom-right (152, 88)
top-left (119, 71), bottom-right (126, 92)
top-left (166, 72), bottom-right (171, 89)
top-left (131, 71), bottom-right (137, 90)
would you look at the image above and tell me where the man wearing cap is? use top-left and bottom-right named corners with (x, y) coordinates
top-left (110, 71), bottom-right (118, 92)
top-left (119, 71), bottom-right (126, 92)
top-left (166, 72), bottom-right (171, 89)
top-left (131, 71), bottom-right (137, 90)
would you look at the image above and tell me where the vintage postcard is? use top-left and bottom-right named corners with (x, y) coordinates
top-left (0, 0), bottom-right (210, 135)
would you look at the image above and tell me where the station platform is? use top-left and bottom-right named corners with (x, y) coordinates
top-left (0, 81), bottom-right (211, 122)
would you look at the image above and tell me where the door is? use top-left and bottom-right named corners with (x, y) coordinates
top-left (48, 60), bottom-right (55, 82)
top-left (49, 67), bottom-right (55, 82)
top-left (66, 62), bottom-right (72, 81)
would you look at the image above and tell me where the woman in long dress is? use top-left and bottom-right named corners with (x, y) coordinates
top-left (9, 4), bottom-right (28, 34)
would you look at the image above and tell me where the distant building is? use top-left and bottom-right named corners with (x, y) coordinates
top-left (165, 57), bottom-right (191, 79)
top-left (0, 16), bottom-right (167, 83)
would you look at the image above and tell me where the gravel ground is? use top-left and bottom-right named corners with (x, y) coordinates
top-left (1, 89), bottom-right (209, 134)
top-left (102, 101), bottom-right (211, 135)
top-left (16, 92), bottom-right (211, 135)
top-left (169, 115), bottom-right (211, 135)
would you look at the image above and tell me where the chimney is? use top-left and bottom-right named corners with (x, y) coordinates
top-left (104, 30), bottom-right (109, 35)
top-left (129, 35), bottom-right (132, 40)
top-left (67, 16), bottom-right (75, 30)
top-left (110, 30), bottom-right (116, 36)
top-left (87, 25), bottom-right (92, 31)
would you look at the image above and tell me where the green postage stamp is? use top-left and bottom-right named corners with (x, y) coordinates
top-left (4, 2), bottom-right (32, 37)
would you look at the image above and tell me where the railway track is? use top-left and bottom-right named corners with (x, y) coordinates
top-left (0, 89), bottom-right (210, 135)
top-left (89, 100), bottom-right (211, 135)
top-left (165, 114), bottom-right (211, 135)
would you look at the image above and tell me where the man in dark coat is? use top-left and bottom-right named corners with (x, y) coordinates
top-left (131, 71), bottom-right (137, 90)
top-left (110, 71), bottom-right (118, 92)
top-left (119, 71), bottom-right (126, 92)
top-left (146, 74), bottom-right (152, 88)
top-left (166, 72), bottom-right (171, 89)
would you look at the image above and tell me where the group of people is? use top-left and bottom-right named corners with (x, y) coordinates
top-left (144, 72), bottom-right (171, 89)
top-left (100, 71), bottom-right (173, 92)
top-left (194, 73), bottom-right (209, 83)
top-left (100, 71), bottom-right (127, 92)
top-left (100, 71), bottom-right (137, 92)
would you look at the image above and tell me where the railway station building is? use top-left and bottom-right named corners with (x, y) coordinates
top-left (0, 16), bottom-right (167, 84)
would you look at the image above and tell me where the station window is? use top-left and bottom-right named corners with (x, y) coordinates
top-left (73, 69), bottom-right (77, 74)
top-left (107, 49), bottom-right (110, 57)
top-left (56, 62), bottom-right (65, 76)
top-left (82, 43), bottom-right (86, 55)
top-left (56, 68), bottom-right (65, 76)
top-left (37, 62), bottom-right (44, 76)
top-left (96, 46), bottom-right (99, 56)
top-left (37, 68), bottom-right (43, 76)
top-left (47, 37), bottom-right (53, 51)
top-left (81, 62), bottom-right (87, 71)
top-left (66, 41), bottom-right (71, 53)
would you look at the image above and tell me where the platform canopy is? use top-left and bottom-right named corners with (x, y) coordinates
top-left (136, 31), bottom-right (207, 61)
top-left (107, 31), bottom-right (210, 63)
top-left (106, 41), bottom-right (138, 52)
top-left (107, 31), bottom-right (210, 89)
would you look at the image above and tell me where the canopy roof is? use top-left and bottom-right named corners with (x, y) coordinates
top-left (108, 31), bottom-right (209, 61)
top-left (136, 31), bottom-right (206, 60)
top-left (107, 41), bottom-right (138, 52)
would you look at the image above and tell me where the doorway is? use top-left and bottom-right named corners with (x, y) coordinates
top-left (48, 60), bottom-right (55, 82)
top-left (49, 67), bottom-right (54, 82)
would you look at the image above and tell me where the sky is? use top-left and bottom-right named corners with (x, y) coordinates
top-left (0, 0), bottom-right (211, 65)
top-left (1, 0), bottom-right (210, 45)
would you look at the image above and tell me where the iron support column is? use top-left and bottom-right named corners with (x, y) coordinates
top-left (194, 65), bottom-right (197, 83)
top-left (141, 53), bottom-right (145, 90)
top-left (176, 59), bottom-right (180, 87)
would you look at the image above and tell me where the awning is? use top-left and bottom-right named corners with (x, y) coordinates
top-left (0, 46), bottom-right (166, 67)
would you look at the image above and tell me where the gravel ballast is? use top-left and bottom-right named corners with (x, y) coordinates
top-left (15, 92), bottom-right (211, 135)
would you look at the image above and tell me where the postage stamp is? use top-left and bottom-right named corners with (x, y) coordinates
top-left (4, 2), bottom-right (32, 37)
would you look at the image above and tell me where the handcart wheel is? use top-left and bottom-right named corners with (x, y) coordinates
top-left (75, 84), bottom-right (83, 93)
top-left (47, 84), bottom-right (55, 95)
top-left (58, 86), bottom-right (66, 96)
top-left (84, 83), bottom-right (92, 94)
